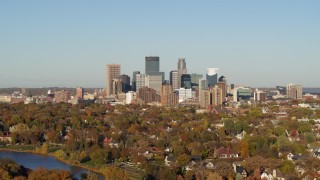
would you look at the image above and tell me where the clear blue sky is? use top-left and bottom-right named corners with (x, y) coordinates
top-left (1, 1), bottom-right (319, 88)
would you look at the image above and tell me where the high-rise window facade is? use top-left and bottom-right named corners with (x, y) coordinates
top-left (106, 64), bottom-right (120, 96)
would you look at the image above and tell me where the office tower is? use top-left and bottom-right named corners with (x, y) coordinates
top-left (76, 87), bottom-right (84, 99)
top-left (148, 75), bottom-right (162, 95)
top-left (135, 74), bottom-right (162, 95)
top-left (112, 78), bottom-right (122, 96)
top-left (177, 58), bottom-right (187, 88)
top-left (161, 84), bottom-right (178, 106)
top-left (145, 56), bottom-right (165, 82)
top-left (190, 73), bottom-right (203, 87)
top-left (126, 91), bottom-right (136, 104)
top-left (210, 86), bottom-right (223, 106)
top-left (206, 68), bottom-right (219, 87)
top-left (233, 87), bottom-right (252, 101)
top-left (178, 58), bottom-right (187, 75)
top-left (136, 74), bottom-right (148, 92)
top-left (145, 56), bottom-right (160, 74)
top-left (286, 83), bottom-right (302, 99)
top-left (106, 64), bottom-right (121, 96)
top-left (137, 87), bottom-right (160, 104)
top-left (217, 76), bottom-right (227, 102)
top-left (218, 76), bottom-right (227, 83)
top-left (199, 89), bottom-right (211, 109)
top-left (170, 70), bottom-right (179, 90)
top-left (199, 86), bottom-right (223, 109)
top-left (120, 74), bottom-right (131, 93)
top-left (132, 71), bottom-right (140, 91)
top-left (216, 82), bottom-right (227, 102)
top-left (181, 74), bottom-right (191, 89)
top-left (54, 90), bottom-right (71, 103)
top-left (254, 89), bottom-right (267, 102)
top-left (176, 88), bottom-right (192, 103)
top-left (199, 79), bottom-right (208, 91)
top-left (276, 86), bottom-right (286, 95)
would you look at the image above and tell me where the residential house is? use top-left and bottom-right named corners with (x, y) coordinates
top-left (215, 147), bottom-right (239, 159)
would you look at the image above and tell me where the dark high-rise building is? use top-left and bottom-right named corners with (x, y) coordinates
top-left (218, 76), bottom-right (227, 83)
top-left (145, 56), bottom-right (164, 83)
top-left (145, 56), bottom-right (160, 74)
top-left (190, 73), bottom-right (203, 87)
top-left (132, 71), bottom-right (140, 92)
top-left (181, 74), bottom-right (191, 89)
top-left (120, 74), bottom-right (131, 93)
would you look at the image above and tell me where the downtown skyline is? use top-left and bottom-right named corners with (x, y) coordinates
top-left (1, 1), bottom-right (320, 88)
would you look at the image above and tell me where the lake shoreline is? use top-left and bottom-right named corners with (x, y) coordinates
top-left (0, 147), bottom-right (106, 179)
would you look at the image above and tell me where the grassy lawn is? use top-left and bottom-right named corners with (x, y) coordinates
top-left (1, 145), bottom-right (36, 151)
top-left (82, 160), bottom-right (97, 168)
top-left (48, 146), bottom-right (61, 153)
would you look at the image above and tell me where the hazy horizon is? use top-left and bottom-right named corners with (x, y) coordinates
top-left (1, 1), bottom-right (319, 88)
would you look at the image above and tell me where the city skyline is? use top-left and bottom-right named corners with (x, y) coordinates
top-left (1, 1), bottom-right (320, 88)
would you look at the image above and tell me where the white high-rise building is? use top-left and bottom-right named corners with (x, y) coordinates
top-left (126, 91), bottom-right (136, 104)
top-left (176, 88), bottom-right (192, 103)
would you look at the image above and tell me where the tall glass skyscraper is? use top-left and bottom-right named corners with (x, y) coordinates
top-left (145, 56), bottom-right (160, 75)
top-left (206, 68), bottom-right (219, 87)
top-left (181, 74), bottom-right (191, 89)
top-left (145, 56), bottom-right (164, 83)
top-left (132, 71), bottom-right (140, 91)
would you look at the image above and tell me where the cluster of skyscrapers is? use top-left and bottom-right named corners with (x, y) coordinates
top-left (105, 57), bottom-right (303, 109)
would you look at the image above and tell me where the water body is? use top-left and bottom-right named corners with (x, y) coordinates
top-left (0, 151), bottom-right (105, 180)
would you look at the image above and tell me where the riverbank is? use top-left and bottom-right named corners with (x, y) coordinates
top-left (0, 145), bottom-right (106, 179)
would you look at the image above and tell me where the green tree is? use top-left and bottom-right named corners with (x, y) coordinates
top-left (304, 132), bottom-right (316, 143)
top-left (280, 160), bottom-right (295, 173)
top-left (297, 122), bottom-right (312, 133)
top-left (224, 119), bottom-right (235, 135)
top-left (276, 136), bottom-right (291, 152)
top-left (90, 149), bottom-right (108, 165)
top-left (273, 126), bottom-right (286, 136)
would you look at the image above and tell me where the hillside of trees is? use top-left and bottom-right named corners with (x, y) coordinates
top-left (0, 100), bottom-right (320, 179)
